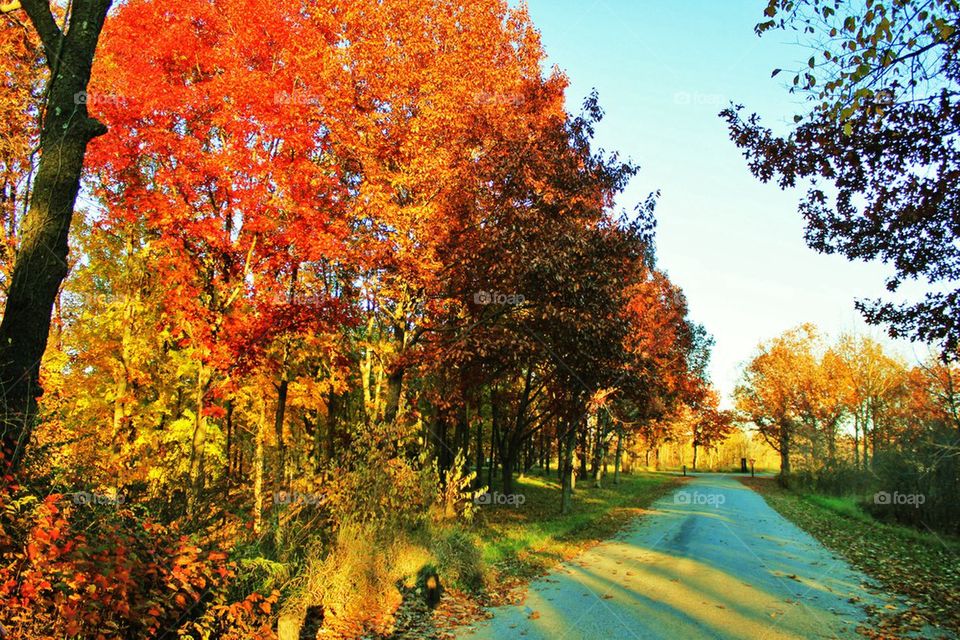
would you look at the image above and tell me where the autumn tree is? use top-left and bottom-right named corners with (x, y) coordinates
top-left (835, 333), bottom-right (907, 468)
top-left (690, 388), bottom-right (735, 471)
top-left (611, 257), bottom-right (708, 471)
top-left (724, 0), bottom-right (960, 352)
top-left (84, 0), bottom-right (360, 517)
top-left (0, 15), bottom-right (39, 288)
top-left (736, 324), bottom-right (823, 477)
top-left (0, 0), bottom-right (730, 633)
top-left (0, 0), bottom-right (111, 474)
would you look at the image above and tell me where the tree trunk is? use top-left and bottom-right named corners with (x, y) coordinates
top-left (614, 425), bottom-right (623, 485)
top-left (488, 397), bottom-right (500, 489)
top-left (326, 392), bottom-right (340, 462)
top-left (577, 426), bottom-right (588, 480)
top-left (487, 428), bottom-right (497, 490)
top-left (592, 413), bottom-right (604, 489)
top-left (561, 421), bottom-right (576, 514)
top-left (827, 418), bottom-right (837, 463)
top-left (545, 433), bottom-right (551, 475)
top-left (383, 367), bottom-right (404, 424)
top-left (500, 441), bottom-right (515, 496)
top-left (538, 429), bottom-right (545, 471)
top-left (274, 377), bottom-right (289, 487)
top-left (225, 400), bottom-right (234, 483)
top-left (188, 363), bottom-right (209, 515)
top-left (361, 337), bottom-right (374, 422)
top-left (455, 403), bottom-right (469, 468)
top-left (590, 413), bottom-right (601, 484)
top-left (110, 288), bottom-right (135, 453)
top-left (779, 422), bottom-right (791, 479)
top-left (853, 410), bottom-right (860, 468)
top-left (557, 432), bottom-right (564, 481)
top-left (253, 401), bottom-right (266, 534)
top-left (475, 403), bottom-right (485, 489)
top-left (0, 0), bottom-right (112, 473)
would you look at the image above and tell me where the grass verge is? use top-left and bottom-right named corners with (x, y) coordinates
top-left (740, 476), bottom-right (960, 639)
top-left (475, 471), bottom-right (685, 590)
top-left (392, 470), bottom-right (684, 639)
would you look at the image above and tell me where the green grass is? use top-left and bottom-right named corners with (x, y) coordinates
top-left (741, 476), bottom-right (960, 638)
top-left (801, 493), bottom-right (871, 521)
top-left (796, 491), bottom-right (956, 549)
top-left (471, 471), bottom-right (683, 584)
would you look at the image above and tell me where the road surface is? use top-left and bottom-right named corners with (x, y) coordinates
top-left (457, 474), bottom-right (885, 640)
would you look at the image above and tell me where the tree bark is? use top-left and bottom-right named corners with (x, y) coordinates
top-left (778, 422), bottom-right (791, 480)
top-left (454, 403), bottom-right (469, 468)
top-left (561, 420), bottom-right (576, 514)
top-left (326, 392), bottom-right (340, 462)
top-left (253, 401), bottom-right (266, 534)
top-left (853, 410), bottom-right (860, 468)
top-left (577, 425), bottom-right (588, 480)
top-left (225, 400), bottom-right (234, 483)
top-left (383, 368), bottom-right (403, 424)
top-left (500, 439), bottom-right (515, 496)
top-left (614, 424), bottom-right (623, 485)
top-left (592, 413), bottom-right (605, 488)
top-left (274, 377), bottom-right (288, 487)
top-left (0, 0), bottom-right (112, 473)
top-left (474, 402), bottom-right (485, 489)
top-left (188, 363), bottom-right (209, 514)
top-left (487, 406), bottom-right (498, 490)
top-left (545, 433), bottom-right (551, 475)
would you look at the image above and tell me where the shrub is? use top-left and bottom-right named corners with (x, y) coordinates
top-left (286, 524), bottom-right (430, 638)
top-left (861, 434), bottom-right (960, 535)
top-left (324, 423), bottom-right (437, 535)
top-left (785, 428), bottom-right (959, 535)
top-left (0, 485), bottom-right (237, 639)
top-left (431, 527), bottom-right (487, 593)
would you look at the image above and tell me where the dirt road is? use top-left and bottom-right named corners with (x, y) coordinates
top-left (457, 474), bottom-right (885, 640)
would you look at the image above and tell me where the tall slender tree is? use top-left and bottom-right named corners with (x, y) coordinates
top-left (0, 0), bottom-right (111, 473)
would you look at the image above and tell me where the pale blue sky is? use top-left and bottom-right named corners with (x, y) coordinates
top-left (523, 0), bottom-right (924, 405)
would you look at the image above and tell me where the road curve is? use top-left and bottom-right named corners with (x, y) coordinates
top-left (457, 474), bottom-right (885, 640)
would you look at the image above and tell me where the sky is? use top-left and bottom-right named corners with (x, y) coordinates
top-left (522, 0), bottom-right (927, 406)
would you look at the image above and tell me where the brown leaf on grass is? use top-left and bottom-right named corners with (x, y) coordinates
top-left (741, 477), bottom-right (960, 637)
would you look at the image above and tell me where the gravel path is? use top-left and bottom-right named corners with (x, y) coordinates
top-left (457, 474), bottom-right (886, 640)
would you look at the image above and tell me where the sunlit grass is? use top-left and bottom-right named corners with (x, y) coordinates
top-left (797, 491), bottom-right (957, 548)
top-left (801, 493), bottom-right (869, 521)
top-left (472, 471), bottom-right (682, 578)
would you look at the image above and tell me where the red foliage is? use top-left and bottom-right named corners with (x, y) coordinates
top-left (0, 485), bottom-right (271, 639)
